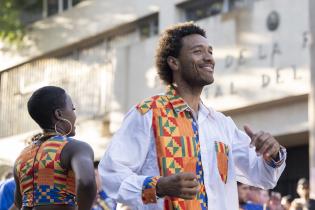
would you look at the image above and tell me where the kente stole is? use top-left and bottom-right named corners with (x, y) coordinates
top-left (137, 92), bottom-right (208, 210)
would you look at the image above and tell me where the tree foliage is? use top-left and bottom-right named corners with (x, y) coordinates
top-left (0, 0), bottom-right (24, 43)
top-left (0, 0), bottom-right (84, 43)
top-left (0, 0), bottom-right (42, 43)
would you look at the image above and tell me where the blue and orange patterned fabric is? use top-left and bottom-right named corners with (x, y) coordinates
top-left (15, 135), bottom-right (76, 207)
top-left (142, 176), bottom-right (160, 204)
top-left (137, 85), bottom-right (208, 210)
top-left (92, 190), bottom-right (111, 210)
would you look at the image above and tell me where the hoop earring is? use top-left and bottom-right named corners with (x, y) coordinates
top-left (54, 118), bottom-right (73, 136)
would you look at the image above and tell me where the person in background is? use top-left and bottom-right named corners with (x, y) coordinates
top-left (2, 170), bottom-right (13, 181)
top-left (238, 182), bottom-right (263, 210)
top-left (291, 178), bottom-right (310, 209)
top-left (268, 191), bottom-right (283, 210)
top-left (281, 195), bottom-right (293, 210)
top-left (260, 189), bottom-right (271, 210)
top-left (248, 187), bottom-right (270, 210)
top-left (0, 177), bottom-right (15, 210)
top-left (248, 186), bottom-right (262, 204)
top-left (13, 86), bottom-right (96, 210)
top-left (289, 200), bottom-right (303, 210)
top-left (0, 169), bottom-right (14, 190)
top-left (248, 187), bottom-right (270, 206)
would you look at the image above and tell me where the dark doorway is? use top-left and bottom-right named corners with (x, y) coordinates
top-left (274, 145), bottom-right (309, 198)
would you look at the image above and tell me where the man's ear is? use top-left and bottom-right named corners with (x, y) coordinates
top-left (54, 109), bottom-right (63, 120)
top-left (167, 56), bottom-right (179, 72)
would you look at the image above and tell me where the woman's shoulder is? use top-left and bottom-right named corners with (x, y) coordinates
top-left (58, 137), bottom-right (94, 168)
top-left (58, 136), bottom-right (93, 151)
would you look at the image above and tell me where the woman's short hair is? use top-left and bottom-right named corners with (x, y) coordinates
top-left (27, 86), bottom-right (67, 129)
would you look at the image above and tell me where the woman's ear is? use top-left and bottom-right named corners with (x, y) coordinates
top-left (54, 109), bottom-right (63, 120)
top-left (167, 56), bottom-right (179, 72)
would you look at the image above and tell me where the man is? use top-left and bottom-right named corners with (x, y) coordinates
top-left (268, 191), bottom-right (283, 210)
top-left (259, 189), bottom-right (270, 208)
top-left (238, 183), bottom-right (263, 210)
top-left (238, 183), bottom-right (251, 209)
top-left (99, 22), bottom-right (286, 210)
top-left (248, 186), bottom-right (269, 207)
top-left (248, 187), bottom-right (262, 204)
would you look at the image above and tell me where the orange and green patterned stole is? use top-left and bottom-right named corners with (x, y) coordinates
top-left (214, 141), bottom-right (229, 183)
top-left (137, 86), bottom-right (208, 210)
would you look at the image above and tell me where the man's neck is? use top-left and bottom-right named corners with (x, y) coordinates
top-left (173, 82), bottom-right (203, 113)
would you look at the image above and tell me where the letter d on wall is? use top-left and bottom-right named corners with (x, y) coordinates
top-left (262, 74), bottom-right (271, 88)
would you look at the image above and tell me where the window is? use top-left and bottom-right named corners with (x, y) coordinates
top-left (223, 0), bottom-right (249, 12)
top-left (177, 0), bottom-right (248, 21)
top-left (138, 13), bottom-right (159, 39)
top-left (20, 1), bottom-right (43, 26)
top-left (46, 0), bottom-right (58, 16)
top-left (20, 0), bottom-right (86, 25)
top-left (43, 0), bottom-right (85, 17)
top-left (177, 0), bottom-right (224, 21)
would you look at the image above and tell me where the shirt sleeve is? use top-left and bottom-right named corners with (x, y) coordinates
top-left (226, 117), bottom-right (286, 189)
top-left (98, 107), bottom-right (159, 207)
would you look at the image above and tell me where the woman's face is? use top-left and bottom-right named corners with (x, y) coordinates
top-left (58, 94), bottom-right (77, 136)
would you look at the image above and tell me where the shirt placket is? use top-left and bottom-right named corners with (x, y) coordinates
top-left (191, 116), bottom-right (208, 210)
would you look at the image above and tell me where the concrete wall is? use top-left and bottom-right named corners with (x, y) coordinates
top-left (108, 0), bottom-right (310, 134)
top-left (201, 0), bottom-right (310, 110)
top-left (226, 95), bottom-right (308, 138)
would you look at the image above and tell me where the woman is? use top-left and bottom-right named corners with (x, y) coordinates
top-left (13, 86), bottom-right (96, 210)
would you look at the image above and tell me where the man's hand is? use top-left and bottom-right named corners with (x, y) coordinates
top-left (156, 172), bottom-right (200, 200)
top-left (244, 125), bottom-right (280, 161)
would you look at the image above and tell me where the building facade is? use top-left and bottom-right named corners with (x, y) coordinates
top-left (0, 0), bottom-right (312, 196)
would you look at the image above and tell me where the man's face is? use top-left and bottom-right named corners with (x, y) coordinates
top-left (269, 192), bottom-right (281, 206)
top-left (248, 187), bottom-right (261, 203)
top-left (238, 184), bottom-right (250, 204)
top-left (176, 34), bottom-right (215, 88)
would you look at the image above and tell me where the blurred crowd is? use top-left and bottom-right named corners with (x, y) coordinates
top-left (238, 178), bottom-right (315, 210)
top-left (1, 165), bottom-right (315, 210)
